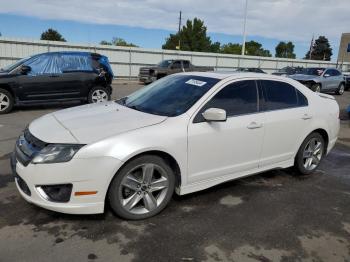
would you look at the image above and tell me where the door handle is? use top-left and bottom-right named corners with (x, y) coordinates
top-left (302, 114), bottom-right (313, 120)
top-left (247, 122), bottom-right (263, 129)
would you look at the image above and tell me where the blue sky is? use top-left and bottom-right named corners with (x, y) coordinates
top-left (0, 14), bottom-right (311, 58)
top-left (1, 0), bottom-right (348, 60)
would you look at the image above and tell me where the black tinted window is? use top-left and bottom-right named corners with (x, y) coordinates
top-left (296, 90), bottom-right (308, 106)
top-left (172, 61), bottom-right (182, 69)
top-left (201, 80), bottom-right (258, 117)
top-left (183, 61), bottom-right (190, 69)
top-left (261, 80), bottom-right (298, 110)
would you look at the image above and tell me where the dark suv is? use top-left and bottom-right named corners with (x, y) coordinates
top-left (0, 51), bottom-right (114, 114)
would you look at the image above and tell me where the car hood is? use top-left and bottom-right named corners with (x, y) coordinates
top-left (289, 74), bottom-right (319, 81)
top-left (29, 102), bottom-right (167, 144)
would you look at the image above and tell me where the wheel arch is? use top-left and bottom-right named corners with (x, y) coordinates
top-left (297, 128), bottom-right (329, 157)
top-left (0, 84), bottom-right (15, 98)
top-left (105, 150), bottom-right (182, 204)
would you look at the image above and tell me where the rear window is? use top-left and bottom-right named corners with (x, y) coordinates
top-left (260, 80), bottom-right (298, 110)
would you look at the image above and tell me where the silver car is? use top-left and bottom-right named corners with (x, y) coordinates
top-left (290, 68), bottom-right (345, 95)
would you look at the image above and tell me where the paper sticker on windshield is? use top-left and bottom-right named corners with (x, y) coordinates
top-left (185, 79), bottom-right (207, 87)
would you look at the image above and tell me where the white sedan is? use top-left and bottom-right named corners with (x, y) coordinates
top-left (11, 72), bottom-right (340, 220)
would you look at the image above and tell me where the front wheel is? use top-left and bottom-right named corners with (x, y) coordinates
top-left (294, 132), bottom-right (325, 175)
top-left (108, 155), bottom-right (175, 220)
top-left (88, 86), bottom-right (110, 103)
top-left (312, 83), bottom-right (321, 93)
top-left (0, 88), bottom-right (14, 114)
top-left (336, 83), bottom-right (345, 95)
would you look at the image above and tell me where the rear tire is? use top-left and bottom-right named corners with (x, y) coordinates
top-left (108, 155), bottom-right (175, 220)
top-left (336, 83), bottom-right (345, 95)
top-left (0, 88), bottom-right (14, 114)
top-left (88, 86), bottom-right (110, 104)
top-left (294, 132), bottom-right (325, 175)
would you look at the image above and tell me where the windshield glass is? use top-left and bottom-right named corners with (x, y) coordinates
top-left (300, 68), bottom-right (325, 76)
top-left (117, 75), bottom-right (220, 117)
top-left (157, 60), bottom-right (173, 68)
top-left (0, 56), bottom-right (32, 72)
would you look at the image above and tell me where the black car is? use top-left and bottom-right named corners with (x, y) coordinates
top-left (0, 51), bottom-right (114, 114)
top-left (272, 66), bottom-right (303, 76)
top-left (235, 67), bottom-right (266, 73)
top-left (343, 73), bottom-right (350, 90)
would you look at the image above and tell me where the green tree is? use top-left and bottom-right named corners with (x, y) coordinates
top-left (245, 41), bottom-right (272, 57)
top-left (162, 18), bottom-right (218, 52)
top-left (221, 43), bottom-right (242, 55)
top-left (40, 28), bottom-right (66, 42)
top-left (275, 41), bottom-right (296, 58)
top-left (305, 36), bottom-right (332, 61)
top-left (100, 37), bottom-right (138, 47)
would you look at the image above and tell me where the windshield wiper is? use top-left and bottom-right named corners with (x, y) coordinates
top-left (116, 97), bottom-right (127, 105)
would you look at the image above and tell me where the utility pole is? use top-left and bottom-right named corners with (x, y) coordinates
top-left (241, 0), bottom-right (248, 56)
top-left (177, 11), bottom-right (182, 50)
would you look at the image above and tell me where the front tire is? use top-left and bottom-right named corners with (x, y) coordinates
top-left (108, 155), bottom-right (175, 220)
top-left (0, 88), bottom-right (14, 114)
top-left (312, 83), bottom-right (321, 93)
top-left (294, 132), bottom-right (325, 175)
top-left (336, 83), bottom-right (345, 95)
top-left (88, 86), bottom-right (110, 104)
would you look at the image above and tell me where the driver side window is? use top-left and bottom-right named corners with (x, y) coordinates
top-left (24, 54), bottom-right (59, 76)
top-left (172, 61), bottom-right (182, 69)
top-left (194, 80), bottom-right (258, 123)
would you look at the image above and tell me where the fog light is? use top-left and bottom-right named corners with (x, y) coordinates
top-left (37, 184), bottom-right (73, 203)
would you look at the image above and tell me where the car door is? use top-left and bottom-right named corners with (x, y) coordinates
top-left (187, 80), bottom-right (265, 183)
top-left (258, 80), bottom-right (310, 167)
top-left (322, 69), bottom-right (337, 90)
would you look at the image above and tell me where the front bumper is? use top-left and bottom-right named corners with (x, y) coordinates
top-left (11, 152), bottom-right (123, 214)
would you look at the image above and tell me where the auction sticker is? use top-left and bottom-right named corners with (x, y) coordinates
top-left (185, 79), bottom-right (207, 87)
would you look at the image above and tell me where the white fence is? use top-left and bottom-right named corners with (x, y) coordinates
top-left (0, 37), bottom-right (349, 78)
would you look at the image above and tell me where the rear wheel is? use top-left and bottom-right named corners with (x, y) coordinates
top-left (336, 83), bottom-right (345, 95)
top-left (0, 88), bottom-right (14, 114)
top-left (294, 132), bottom-right (325, 175)
top-left (88, 86), bottom-right (110, 103)
top-left (108, 155), bottom-right (175, 220)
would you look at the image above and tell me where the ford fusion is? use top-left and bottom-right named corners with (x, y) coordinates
top-left (11, 72), bottom-right (340, 220)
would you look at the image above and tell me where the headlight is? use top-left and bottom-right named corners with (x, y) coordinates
top-left (32, 144), bottom-right (85, 164)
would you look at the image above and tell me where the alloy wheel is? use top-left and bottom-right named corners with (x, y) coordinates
top-left (119, 163), bottom-right (169, 215)
top-left (0, 92), bottom-right (10, 112)
top-left (91, 89), bottom-right (108, 103)
top-left (302, 138), bottom-right (323, 171)
top-left (315, 85), bottom-right (321, 93)
top-left (339, 84), bottom-right (345, 95)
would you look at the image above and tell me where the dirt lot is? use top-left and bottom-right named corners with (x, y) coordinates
top-left (0, 81), bottom-right (350, 262)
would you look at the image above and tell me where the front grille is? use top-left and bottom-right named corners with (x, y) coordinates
top-left (15, 128), bottom-right (47, 166)
top-left (139, 68), bottom-right (150, 77)
top-left (16, 175), bottom-right (31, 196)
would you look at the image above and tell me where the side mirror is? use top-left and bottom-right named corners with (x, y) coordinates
top-left (202, 108), bottom-right (227, 122)
top-left (20, 65), bottom-right (31, 75)
top-left (324, 73), bottom-right (330, 78)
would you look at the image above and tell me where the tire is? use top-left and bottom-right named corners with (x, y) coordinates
top-left (336, 83), bottom-right (345, 95)
top-left (0, 88), bottom-right (14, 114)
top-left (294, 132), bottom-right (325, 175)
top-left (108, 155), bottom-right (175, 220)
top-left (311, 83), bottom-right (321, 93)
top-left (88, 86), bottom-right (111, 104)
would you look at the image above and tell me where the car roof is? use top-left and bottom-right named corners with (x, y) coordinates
top-left (38, 51), bottom-right (102, 57)
top-left (178, 71), bottom-right (285, 81)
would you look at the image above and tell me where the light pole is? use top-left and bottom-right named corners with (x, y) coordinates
top-left (241, 0), bottom-right (248, 56)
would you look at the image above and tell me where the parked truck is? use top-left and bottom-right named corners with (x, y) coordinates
top-left (139, 59), bottom-right (214, 84)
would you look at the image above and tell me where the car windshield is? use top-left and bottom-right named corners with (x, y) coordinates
top-left (157, 60), bottom-right (173, 68)
top-left (117, 75), bottom-right (220, 117)
top-left (0, 56), bottom-right (32, 72)
top-left (300, 68), bottom-right (325, 76)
